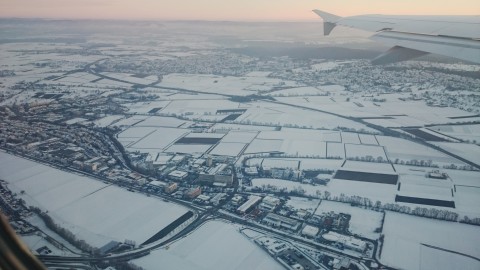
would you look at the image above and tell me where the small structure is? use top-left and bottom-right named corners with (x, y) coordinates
top-left (237, 195), bottom-right (262, 214)
top-left (259, 196), bottom-right (281, 212)
top-left (428, 170), bottom-right (447, 179)
top-left (263, 213), bottom-right (300, 231)
top-left (301, 225), bottom-right (319, 238)
top-left (185, 187), bottom-right (201, 199)
top-left (244, 166), bottom-right (258, 176)
top-left (322, 232), bottom-right (366, 253)
top-left (168, 170), bottom-right (188, 181)
top-left (210, 193), bottom-right (227, 206)
top-left (164, 182), bottom-right (178, 194)
top-left (198, 163), bottom-right (233, 186)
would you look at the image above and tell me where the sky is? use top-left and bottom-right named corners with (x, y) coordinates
top-left (0, 0), bottom-right (479, 21)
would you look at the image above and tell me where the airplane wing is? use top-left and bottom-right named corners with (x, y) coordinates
top-left (313, 10), bottom-right (480, 64)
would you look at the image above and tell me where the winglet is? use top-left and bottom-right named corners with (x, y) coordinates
top-left (313, 10), bottom-right (342, 36)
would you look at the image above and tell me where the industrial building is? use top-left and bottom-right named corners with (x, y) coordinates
top-left (164, 183), bottom-right (178, 194)
top-left (301, 225), bottom-right (319, 238)
top-left (168, 170), bottom-right (189, 181)
top-left (237, 195), bottom-right (262, 214)
top-left (184, 187), bottom-right (201, 199)
top-left (259, 196), bottom-right (281, 212)
top-left (197, 163), bottom-right (233, 186)
top-left (263, 213), bottom-right (300, 231)
top-left (322, 232), bottom-right (367, 253)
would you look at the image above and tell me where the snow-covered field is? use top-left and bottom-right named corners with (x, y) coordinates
top-left (433, 142), bottom-right (480, 166)
top-left (381, 212), bottom-right (480, 270)
top-left (326, 142), bottom-right (345, 158)
top-left (220, 131), bottom-right (258, 143)
top-left (358, 134), bottom-right (378, 145)
top-left (122, 127), bottom-right (188, 151)
top-left (93, 115), bottom-right (124, 127)
top-left (209, 142), bottom-right (247, 157)
top-left (0, 152), bottom-right (190, 248)
top-left (429, 124), bottom-right (480, 142)
top-left (134, 115), bottom-right (191, 128)
top-left (315, 201), bottom-right (383, 240)
top-left (342, 160), bottom-right (395, 173)
top-left (157, 73), bottom-right (298, 96)
top-left (344, 143), bottom-right (387, 160)
top-left (132, 220), bottom-right (283, 270)
top-left (285, 196), bottom-right (320, 214)
top-left (376, 135), bottom-right (465, 166)
top-left (244, 139), bottom-right (283, 154)
top-left (251, 177), bottom-right (397, 203)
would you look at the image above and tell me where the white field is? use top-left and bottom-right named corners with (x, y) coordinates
top-left (315, 200), bottom-right (383, 240)
top-left (93, 115), bottom-right (124, 127)
top-left (455, 186), bottom-right (480, 217)
top-left (112, 115), bottom-right (148, 127)
top-left (299, 159), bottom-right (344, 171)
top-left (358, 134), bottom-right (378, 145)
top-left (251, 178), bottom-right (397, 203)
top-left (341, 161), bottom-right (395, 174)
top-left (236, 104), bottom-right (375, 132)
top-left (280, 140), bottom-right (326, 157)
top-left (276, 95), bottom-right (477, 127)
top-left (376, 136), bottom-right (465, 166)
top-left (0, 152), bottom-right (189, 247)
top-left (157, 73), bottom-right (298, 96)
top-left (124, 100), bottom-right (171, 114)
top-left (256, 129), bottom-right (337, 141)
top-left (285, 197), bottom-right (320, 213)
top-left (184, 132), bottom-right (225, 139)
top-left (210, 123), bottom-right (277, 132)
top-left (132, 220), bottom-right (283, 270)
top-left (101, 72), bottom-right (158, 85)
top-left (268, 86), bottom-right (326, 97)
top-left (442, 169), bottom-right (480, 187)
top-left (161, 99), bottom-right (244, 116)
top-left (344, 144), bottom-right (387, 160)
top-left (220, 131), bottom-right (258, 143)
top-left (245, 158), bottom-right (343, 171)
top-left (429, 124), bottom-right (480, 142)
top-left (381, 212), bottom-right (480, 270)
top-left (135, 116), bottom-right (191, 128)
top-left (165, 144), bottom-right (213, 155)
top-left (125, 127), bottom-right (188, 150)
top-left (209, 142), bottom-right (247, 157)
top-left (341, 132), bottom-right (360, 144)
top-left (326, 142), bottom-right (345, 158)
top-left (433, 142), bottom-right (480, 166)
top-left (244, 139), bottom-right (283, 154)
top-left (261, 158), bottom-right (300, 169)
top-left (398, 182), bottom-right (453, 201)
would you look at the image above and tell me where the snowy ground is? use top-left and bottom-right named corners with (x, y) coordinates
top-left (0, 152), bottom-right (189, 248)
top-left (315, 201), bottom-right (383, 240)
top-left (132, 220), bottom-right (283, 270)
top-left (433, 142), bottom-right (480, 166)
top-left (381, 212), bottom-right (480, 270)
top-left (250, 177), bottom-right (397, 203)
top-left (285, 197), bottom-right (320, 214)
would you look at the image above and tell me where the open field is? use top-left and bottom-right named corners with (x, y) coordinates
top-left (381, 212), bottom-right (480, 270)
top-left (0, 152), bottom-right (190, 248)
top-left (315, 200), bottom-right (383, 240)
top-left (132, 220), bottom-right (283, 270)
